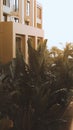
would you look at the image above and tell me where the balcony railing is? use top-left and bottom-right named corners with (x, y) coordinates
top-left (3, 5), bottom-right (11, 14)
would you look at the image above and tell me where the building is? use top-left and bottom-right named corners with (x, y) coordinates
top-left (0, 0), bottom-right (44, 63)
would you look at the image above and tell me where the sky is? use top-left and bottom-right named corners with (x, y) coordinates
top-left (38, 0), bottom-right (73, 49)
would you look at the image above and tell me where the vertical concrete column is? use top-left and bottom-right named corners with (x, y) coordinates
top-left (41, 6), bottom-right (43, 29)
top-left (19, 0), bottom-right (24, 24)
top-left (34, 0), bottom-right (37, 27)
top-left (0, 0), bottom-right (3, 21)
top-left (25, 35), bottom-right (28, 64)
top-left (7, 16), bottom-right (10, 21)
top-left (30, 0), bottom-right (34, 26)
top-left (32, 0), bottom-right (34, 26)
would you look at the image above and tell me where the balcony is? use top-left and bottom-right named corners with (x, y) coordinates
top-left (3, 5), bottom-right (11, 14)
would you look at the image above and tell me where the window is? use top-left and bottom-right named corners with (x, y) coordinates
top-left (13, 0), bottom-right (18, 11)
top-left (14, 18), bottom-right (19, 23)
top-left (16, 37), bottom-right (22, 56)
top-left (3, 14), bottom-right (7, 21)
top-left (25, 21), bottom-right (29, 25)
top-left (3, 0), bottom-right (6, 5)
top-left (3, 0), bottom-right (10, 7)
top-left (37, 7), bottom-right (41, 19)
top-left (26, 0), bottom-right (30, 16)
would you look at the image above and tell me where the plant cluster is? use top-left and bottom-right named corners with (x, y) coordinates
top-left (0, 39), bottom-right (73, 130)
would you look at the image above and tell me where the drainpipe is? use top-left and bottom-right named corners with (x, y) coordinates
top-left (19, 0), bottom-right (24, 24)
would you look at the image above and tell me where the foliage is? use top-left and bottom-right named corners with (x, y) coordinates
top-left (0, 40), bottom-right (73, 130)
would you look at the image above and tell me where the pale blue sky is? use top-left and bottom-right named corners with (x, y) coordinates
top-left (38, 0), bottom-right (73, 49)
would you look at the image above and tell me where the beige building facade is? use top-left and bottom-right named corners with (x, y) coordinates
top-left (0, 0), bottom-right (44, 63)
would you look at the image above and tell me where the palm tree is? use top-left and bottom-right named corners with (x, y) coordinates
top-left (0, 40), bottom-right (72, 130)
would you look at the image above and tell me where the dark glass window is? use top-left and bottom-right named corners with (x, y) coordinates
top-left (3, 14), bottom-right (7, 21)
top-left (25, 20), bottom-right (30, 25)
top-left (3, 0), bottom-right (10, 7)
top-left (26, 1), bottom-right (30, 16)
top-left (13, 0), bottom-right (19, 11)
top-left (3, 0), bottom-right (6, 5)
